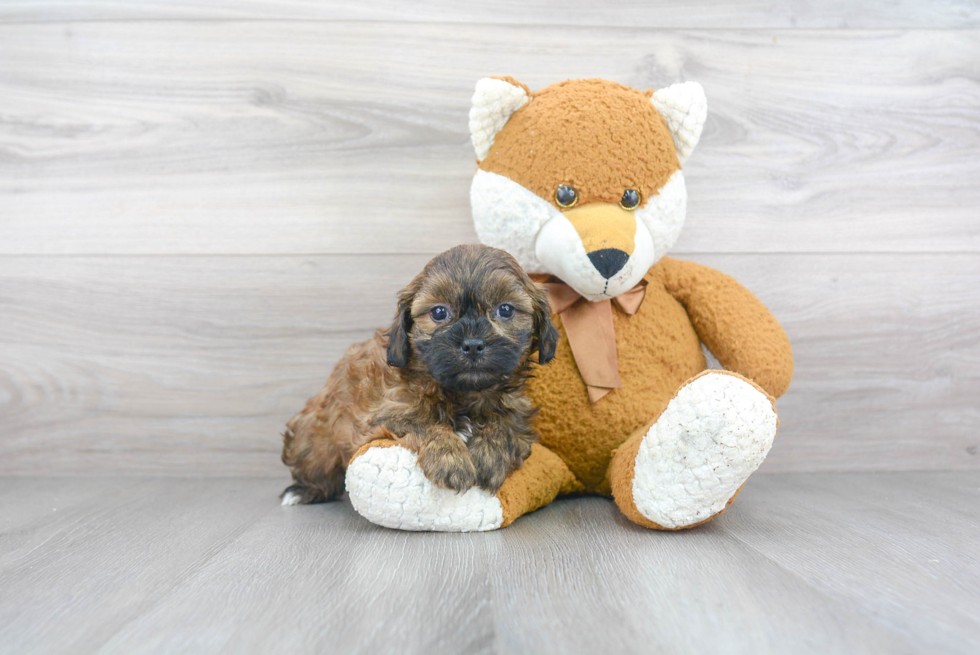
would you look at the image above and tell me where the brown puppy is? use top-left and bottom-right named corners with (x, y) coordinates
top-left (280, 244), bottom-right (559, 505)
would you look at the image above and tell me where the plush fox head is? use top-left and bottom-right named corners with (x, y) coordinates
top-left (469, 77), bottom-right (706, 301)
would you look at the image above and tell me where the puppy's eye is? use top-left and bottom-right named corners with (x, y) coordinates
top-left (496, 304), bottom-right (515, 320)
top-left (620, 189), bottom-right (640, 210)
top-left (429, 306), bottom-right (450, 322)
top-left (555, 185), bottom-right (578, 208)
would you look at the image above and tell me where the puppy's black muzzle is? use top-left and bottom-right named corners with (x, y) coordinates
top-left (452, 315), bottom-right (494, 363)
top-left (421, 313), bottom-right (523, 392)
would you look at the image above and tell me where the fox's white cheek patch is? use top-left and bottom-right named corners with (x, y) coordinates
top-left (534, 214), bottom-right (608, 299)
top-left (599, 219), bottom-right (655, 299)
top-left (534, 215), bottom-right (656, 302)
top-left (636, 169), bottom-right (687, 258)
top-left (471, 168), bottom-right (688, 300)
top-left (471, 170), bottom-right (559, 273)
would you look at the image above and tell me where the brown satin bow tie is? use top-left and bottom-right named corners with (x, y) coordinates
top-left (533, 276), bottom-right (648, 403)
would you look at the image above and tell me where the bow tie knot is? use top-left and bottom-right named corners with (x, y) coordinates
top-left (537, 277), bottom-right (648, 403)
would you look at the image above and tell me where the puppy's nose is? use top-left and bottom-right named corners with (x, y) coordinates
top-left (460, 338), bottom-right (486, 359)
top-left (588, 248), bottom-right (629, 279)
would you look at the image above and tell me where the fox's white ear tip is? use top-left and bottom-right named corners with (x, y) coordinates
top-left (652, 81), bottom-right (707, 163)
top-left (473, 77), bottom-right (505, 94)
top-left (469, 77), bottom-right (529, 161)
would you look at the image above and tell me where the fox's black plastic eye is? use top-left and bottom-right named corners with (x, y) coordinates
top-left (430, 306), bottom-right (450, 322)
top-left (555, 185), bottom-right (578, 208)
top-left (496, 304), bottom-right (515, 319)
top-left (620, 189), bottom-right (641, 210)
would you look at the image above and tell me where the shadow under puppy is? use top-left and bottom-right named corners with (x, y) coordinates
top-left (281, 244), bottom-right (558, 505)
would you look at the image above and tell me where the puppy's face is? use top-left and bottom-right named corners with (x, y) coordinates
top-left (386, 245), bottom-right (558, 392)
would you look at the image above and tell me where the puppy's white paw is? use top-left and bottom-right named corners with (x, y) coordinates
top-left (632, 372), bottom-right (777, 529)
top-left (280, 490), bottom-right (304, 507)
top-left (346, 445), bottom-right (503, 532)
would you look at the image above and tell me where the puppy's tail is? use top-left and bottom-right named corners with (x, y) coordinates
top-left (281, 481), bottom-right (332, 506)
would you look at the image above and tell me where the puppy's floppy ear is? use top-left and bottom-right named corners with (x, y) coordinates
top-left (385, 279), bottom-right (419, 368)
top-left (529, 283), bottom-right (559, 365)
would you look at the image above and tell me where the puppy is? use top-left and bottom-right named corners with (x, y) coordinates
top-left (280, 244), bottom-right (559, 505)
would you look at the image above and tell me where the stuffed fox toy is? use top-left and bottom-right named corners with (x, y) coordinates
top-left (342, 77), bottom-right (794, 531)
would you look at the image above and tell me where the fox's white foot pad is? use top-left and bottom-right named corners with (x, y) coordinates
top-left (346, 445), bottom-right (504, 532)
top-left (632, 372), bottom-right (777, 529)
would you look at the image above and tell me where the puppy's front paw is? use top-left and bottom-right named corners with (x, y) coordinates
top-left (469, 445), bottom-right (511, 493)
top-left (469, 435), bottom-right (532, 493)
top-left (476, 467), bottom-right (508, 494)
top-left (418, 442), bottom-right (478, 493)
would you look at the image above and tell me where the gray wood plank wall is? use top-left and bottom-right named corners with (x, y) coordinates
top-left (1, 3), bottom-right (978, 476)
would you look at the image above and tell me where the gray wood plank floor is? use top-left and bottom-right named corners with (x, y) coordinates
top-left (0, 472), bottom-right (977, 655)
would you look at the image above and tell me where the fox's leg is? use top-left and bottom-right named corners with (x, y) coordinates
top-left (608, 370), bottom-right (778, 530)
top-left (346, 440), bottom-right (580, 532)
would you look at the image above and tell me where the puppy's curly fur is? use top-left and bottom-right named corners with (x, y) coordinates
top-left (281, 245), bottom-right (559, 504)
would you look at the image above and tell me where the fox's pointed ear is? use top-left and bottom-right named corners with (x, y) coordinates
top-left (469, 76), bottom-right (530, 162)
top-left (651, 81), bottom-right (707, 164)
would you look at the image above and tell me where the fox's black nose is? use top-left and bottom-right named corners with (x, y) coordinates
top-left (588, 249), bottom-right (629, 279)
top-left (460, 338), bottom-right (486, 359)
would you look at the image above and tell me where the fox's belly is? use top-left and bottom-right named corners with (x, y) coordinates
top-left (527, 283), bottom-right (705, 493)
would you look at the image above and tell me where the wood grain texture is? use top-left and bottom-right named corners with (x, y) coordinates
top-left (2, 6), bottom-right (979, 478)
top-left (1, 24), bottom-right (979, 255)
top-left (1, 9), bottom-right (976, 653)
top-left (1, 473), bottom-right (978, 654)
top-left (0, 477), bottom-right (276, 654)
top-left (731, 473), bottom-right (980, 653)
top-left (1, 253), bottom-right (976, 476)
top-left (1, 0), bottom-right (978, 27)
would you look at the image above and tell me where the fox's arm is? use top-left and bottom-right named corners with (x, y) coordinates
top-left (657, 257), bottom-right (794, 398)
